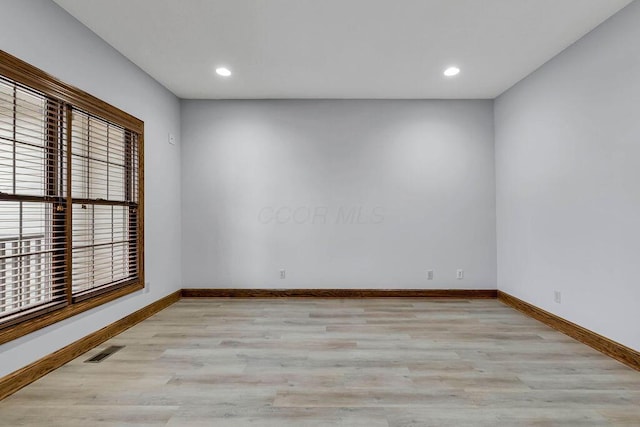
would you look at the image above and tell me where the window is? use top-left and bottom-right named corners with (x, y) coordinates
top-left (0, 50), bottom-right (143, 341)
top-left (0, 80), bottom-right (66, 323)
top-left (70, 111), bottom-right (139, 299)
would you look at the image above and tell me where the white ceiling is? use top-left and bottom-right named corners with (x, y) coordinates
top-left (53, 0), bottom-right (631, 99)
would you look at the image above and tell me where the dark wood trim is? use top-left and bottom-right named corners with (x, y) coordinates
top-left (0, 301), bottom-right (67, 330)
top-left (0, 281), bottom-right (143, 345)
top-left (137, 131), bottom-right (145, 291)
top-left (0, 290), bottom-right (180, 401)
top-left (0, 50), bottom-right (146, 345)
top-left (181, 288), bottom-right (498, 299)
top-left (0, 193), bottom-right (62, 204)
top-left (64, 198), bottom-right (137, 207)
top-left (71, 278), bottom-right (140, 303)
top-left (498, 291), bottom-right (640, 371)
top-left (0, 50), bottom-right (143, 133)
top-left (64, 105), bottom-right (73, 305)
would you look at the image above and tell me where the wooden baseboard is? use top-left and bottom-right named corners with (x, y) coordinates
top-left (0, 290), bottom-right (181, 401)
top-left (181, 288), bottom-right (498, 298)
top-left (498, 291), bottom-right (640, 371)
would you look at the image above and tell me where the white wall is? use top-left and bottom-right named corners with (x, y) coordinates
top-left (495, 1), bottom-right (640, 351)
top-left (181, 100), bottom-right (496, 290)
top-left (0, 0), bottom-right (182, 376)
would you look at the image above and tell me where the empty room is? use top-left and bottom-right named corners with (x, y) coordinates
top-left (0, 0), bottom-right (639, 425)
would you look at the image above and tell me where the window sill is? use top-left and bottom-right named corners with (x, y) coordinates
top-left (0, 281), bottom-right (143, 345)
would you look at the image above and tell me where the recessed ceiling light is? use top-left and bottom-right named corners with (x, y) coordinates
top-left (216, 67), bottom-right (232, 77)
top-left (443, 66), bottom-right (460, 77)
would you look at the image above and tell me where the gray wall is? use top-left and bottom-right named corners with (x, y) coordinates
top-left (4, 0), bottom-right (637, 378)
top-left (495, 1), bottom-right (640, 350)
top-left (181, 100), bottom-right (496, 290)
top-left (0, 0), bottom-right (182, 376)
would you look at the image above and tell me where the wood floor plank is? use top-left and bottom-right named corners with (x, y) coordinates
top-left (1, 298), bottom-right (639, 426)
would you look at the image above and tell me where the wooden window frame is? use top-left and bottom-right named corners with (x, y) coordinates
top-left (0, 50), bottom-right (144, 345)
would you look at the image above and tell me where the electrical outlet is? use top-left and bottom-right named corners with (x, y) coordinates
top-left (554, 291), bottom-right (561, 304)
top-left (168, 133), bottom-right (176, 145)
top-left (427, 270), bottom-right (434, 280)
top-left (456, 269), bottom-right (464, 279)
top-left (280, 269), bottom-right (286, 279)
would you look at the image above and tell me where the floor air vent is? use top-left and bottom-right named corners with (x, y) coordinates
top-left (84, 345), bottom-right (125, 363)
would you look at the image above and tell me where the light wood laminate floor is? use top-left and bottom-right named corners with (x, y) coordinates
top-left (1, 298), bottom-right (639, 426)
